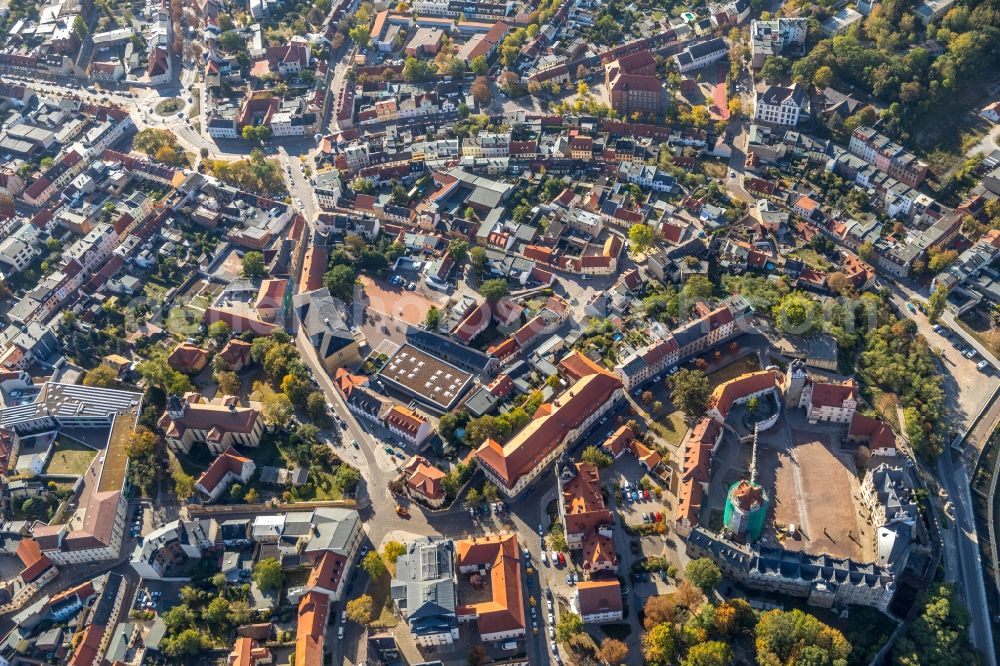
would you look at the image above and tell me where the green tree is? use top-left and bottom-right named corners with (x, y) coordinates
top-left (362, 551), bottom-right (387, 579)
top-left (812, 65), bottom-right (834, 89)
top-left (163, 628), bottom-right (210, 656)
top-left (683, 641), bottom-right (733, 666)
top-left (424, 306), bottom-right (441, 330)
top-left (163, 604), bottom-right (196, 630)
top-left (252, 382), bottom-right (294, 426)
top-left (759, 55), bottom-right (791, 82)
top-left (642, 623), bottom-right (676, 665)
top-left (229, 483), bottom-right (245, 501)
top-left (217, 30), bottom-right (244, 52)
top-left (669, 369), bottom-right (712, 419)
top-left (479, 278), bottom-right (509, 301)
top-left (252, 558), bottom-right (284, 593)
top-left (773, 292), bottom-right (821, 334)
top-left (470, 246), bottom-right (488, 272)
top-left (348, 24), bottom-right (370, 47)
top-left (555, 611), bottom-right (584, 641)
top-left (208, 320), bottom-right (231, 342)
top-left (470, 55), bottom-right (489, 75)
top-left (894, 584), bottom-right (977, 666)
top-left (333, 465), bottom-right (361, 493)
top-left (241, 251), bottom-right (266, 277)
top-left (241, 125), bottom-right (272, 142)
top-left (306, 391), bottom-right (327, 421)
top-left (403, 56), bottom-right (436, 82)
top-left (685, 558), bottom-right (721, 594)
top-left (925, 286), bottom-right (948, 323)
top-left (215, 370), bottom-right (241, 396)
top-left (324, 264), bottom-right (357, 301)
top-left (83, 364), bottom-right (118, 388)
top-left (858, 241), bottom-right (875, 263)
top-left (203, 596), bottom-right (231, 627)
top-left (581, 445), bottom-right (613, 468)
top-left (628, 223), bottom-right (655, 252)
top-left (755, 608), bottom-right (851, 665)
top-left (173, 470), bottom-right (196, 500)
top-left (448, 238), bottom-right (469, 263)
top-left (346, 594), bottom-right (374, 623)
top-left (383, 541), bottom-right (407, 563)
top-left (680, 275), bottom-right (714, 306)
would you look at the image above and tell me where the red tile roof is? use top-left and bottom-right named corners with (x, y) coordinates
top-left (403, 455), bottom-right (446, 501)
top-left (849, 413), bottom-right (895, 452)
top-left (196, 446), bottom-right (252, 494)
top-left (708, 370), bottom-right (777, 419)
top-left (473, 371), bottom-right (621, 490)
top-left (295, 591), bottom-right (329, 666)
top-left (576, 579), bottom-right (623, 616)
top-left (808, 379), bottom-right (857, 408)
top-left (455, 533), bottom-right (524, 636)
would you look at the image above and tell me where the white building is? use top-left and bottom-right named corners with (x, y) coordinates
top-left (673, 38), bottom-right (728, 73)
top-left (750, 18), bottom-right (807, 68)
top-left (753, 83), bottom-right (805, 126)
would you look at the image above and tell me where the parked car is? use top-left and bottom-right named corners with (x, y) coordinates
top-left (558, 552), bottom-right (566, 566)
top-left (541, 551), bottom-right (548, 565)
top-left (979, 360), bottom-right (992, 372)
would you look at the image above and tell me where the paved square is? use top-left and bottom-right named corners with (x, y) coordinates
top-left (757, 425), bottom-right (871, 562)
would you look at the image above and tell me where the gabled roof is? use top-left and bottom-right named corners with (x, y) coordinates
top-left (294, 591), bottom-right (329, 666)
top-left (473, 371), bottom-right (622, 490)
top-left (576, 579), bottom-right (622, 617)
top-left (455, 533), bottom-right (524, 636)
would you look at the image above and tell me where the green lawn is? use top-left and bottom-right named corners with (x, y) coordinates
top-left (657, 410), bottom-right (688, 447)
top-left (45, 439), bottom-right (98, 476)
top-left (164, 295), bottom-right (212, 337)
top-left (790, 248), bottom-right (832, 271)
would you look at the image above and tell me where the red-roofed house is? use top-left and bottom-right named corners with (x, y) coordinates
top-left (218, 339), bottom-right (253, 372)
top-left (294, 591), bottom-right (329, 666)
top-left (558, 461), bottom-right (617, 576)
top-left (574, 579), bottom-right (623, 623)
top-left (797, 378), bottom-right (858, 424)
top-left (228, 637), bottom-right (272, 666)
top-left (602, 425), bottom-right (635, 458)
top-left (473, 367), bottom-right (623, 497)
top-left (196, 446), bottom-right (256, 501)
top-left (675, 417), bottom-right (723, 534)
top-left (384, 405), bottom-right (433, 448)
top-left (707, 371), bottom-right (778, 422)
top-left (848, 413), bottom-right (896, 457)
top-left (401, 455), bottom-right (446, 507)
top-left (167, 342), bottom-right (209, 374)
top-left (455, 533), bottom-right (525, 642)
